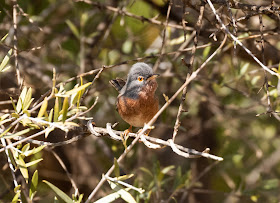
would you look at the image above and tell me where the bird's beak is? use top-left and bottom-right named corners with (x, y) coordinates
top-left (147, 74), bottom-right (160, 81)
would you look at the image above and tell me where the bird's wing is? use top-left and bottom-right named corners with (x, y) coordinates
top-left (109, 78), bottom-right (126, 92)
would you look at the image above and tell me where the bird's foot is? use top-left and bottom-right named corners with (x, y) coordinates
top-left (122, 125), bottom-right (132, 138)
top-left (137, 128), bottom-right (151, 136)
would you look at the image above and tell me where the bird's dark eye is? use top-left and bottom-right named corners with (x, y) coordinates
top-left (137, 76), bottom-right (144, 82)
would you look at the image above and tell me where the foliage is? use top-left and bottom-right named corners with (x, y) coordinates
top-left (0, 0), bottom-right (280, 202)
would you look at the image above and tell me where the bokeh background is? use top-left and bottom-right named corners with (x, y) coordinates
top-left (1, 0), bottom-right (280, 202)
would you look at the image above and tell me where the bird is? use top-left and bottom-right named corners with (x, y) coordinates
top-left (109, 62), bottom-right (159, 136)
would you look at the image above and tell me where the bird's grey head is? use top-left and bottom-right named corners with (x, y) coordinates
top-left (121, 63), bottom-right (158, 99)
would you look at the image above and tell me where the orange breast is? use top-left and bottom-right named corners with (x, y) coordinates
top-left (117, 93), bottom-right (158, 127)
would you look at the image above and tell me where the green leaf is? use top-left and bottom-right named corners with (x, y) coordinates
top-left (54, 97), bottom-right (60, 122)
top-left (25, 158), bottom-right (43, 167)
top-left (45, 126), bottom-right (55, 138)
top-left (0, 126), bottom-right (12, 138)
top-left (108, 181), bottom-right (136, 203)
top-left (173, 166), bottom-right (182, 189)
top-left (76, 80), bottom-right (83, 108)
top-left (122, 40), bottom-right (133, 54)
top-left (0, 49), bottom-right (12, 72)
top-left (81, 12), bottom-right (89, 27)
top-left (48, 108), bottom-right (54, 122)
top-left (16, 87), bottom-right (27, 113)
top-left (0, 114), bottom-right (9, 120)
top-left (116, 174), bottom-right (134, 181)
top-left (139, 167), bottom-right (153, 177)
top-left (22, 143), bottom-right (30, 154)
top-left (43, 180), bottom-right (73, 203)
top-left (240, 63), bottom-right (249, 76)
top-left (94, 192), bottom-right (121, 203)
top-left (14, 185), bottom-right (21, 193)
top-left (29, 170), bottom-right (38, 200)
top-left (11, 190), bottom-right (21, 203)
top-left (10, 97), bottom-right (17, 112)
top-left (16, 156), bottom-right (29, 183)
top-left (1, 33), bottom-right (8, 42)
top-left (76, 194), bottom-right (84, 203)
top-left (66, 20), bottom-right (80, 39)
top-left (22, 87), bottom-right (33, 111)
top-left (251, 75), bottom-right (261, 85)
top-left (24, 145), bottom-right (46, 157)
top-left (8, 150), bottom-right (17, 168)
top-left (161, 165), bottom-right (175, 174)
top-left (62, 97), bottom-right (69, 123)
top-left (65, 82), bottom-right (92, 96)
top-left (37, 97), bottom-right (48, 118)
top-left (1, 65), bottom-right (11, 72)
top-left (203, 46), bottom-right (211, 60)
top-left (70, 84), bottom-right (80, 106)
top-left (263, 179), bottom-right (278, 190)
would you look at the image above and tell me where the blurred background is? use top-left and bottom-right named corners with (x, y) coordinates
top-left (1, 0), bottom-right (280, 202)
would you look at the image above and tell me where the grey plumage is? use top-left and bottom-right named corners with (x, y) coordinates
top-left (110, 62), bottom-right (157, 99)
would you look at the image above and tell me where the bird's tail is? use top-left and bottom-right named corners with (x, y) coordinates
top-left (109, 78), bottom-right (126, 92)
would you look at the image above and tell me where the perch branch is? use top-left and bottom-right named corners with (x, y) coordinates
top-left (85, 34), bottom-right (227, 202)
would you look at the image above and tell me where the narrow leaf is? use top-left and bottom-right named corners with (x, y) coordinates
top-left (54, 96), bottom-right (60, 122)
top-left (1, 33), bottom-right (8, 42)
top-left (108, 181), bottom-right (136, 203)
top-left (48, 108), bottom-right (54, 122)
top-left (43, 180), bottom-right (73, 203)
top-left (203, 46), bottom-right (211, 60)
top-left (22, 87), bottom-right (32, 111)
top-left (62, 97), bottom-right (69, 123)
top-left (45, 126), bottom-right (55, 138)
top-left (17, 156), bottom-right (29, 183)
top-left (94, 192), bottom-right (122, 203)
top-left (37, 97), bottom-right (48, 118)
top-left (10, 97), bottom-right (17, 111)
top-left (29, 170), bottom-right (38, 200)
top-left (24, 145), bottom-right (46, 157)
top-left (66, 20), bottom-right (80, 39)
top-left (25, 158), bottom-right (43, 167)
top-left (240, 63), bottom-right (249, 76)
top-left (11, 191), bottom-right (21, 203)
top-left (65, 82), bottom-right (92, 96)
top-left (0, 49), bottom-right (12, 72)
top-left (16, 87), bottom-right (27, 113)
top-left (0, 126), bottom-right (12, 138)
top-left (21, 143), bottom-right (30, 154)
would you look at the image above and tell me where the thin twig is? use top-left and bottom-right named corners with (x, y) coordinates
top-left (85, 33), bottom-right (227, 202)
top-left (12, 0), bottom-right (21, 86)
top-left (104, 175), bottom-right (145, 194)
top-left (259, 14), bottom-right (272, 114)
top-left (76, 0), bottom-right (193, 31)
top-left (153, 0), bottom-right (172, 72)
top-left (49, 149), bottom-right (80, 197)
top-left (0, 138), bottom-right (21, 202)
top-left (172, 2), bottom-right (205, 141)
top-left (206, 0), bottom-right (279, 77)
